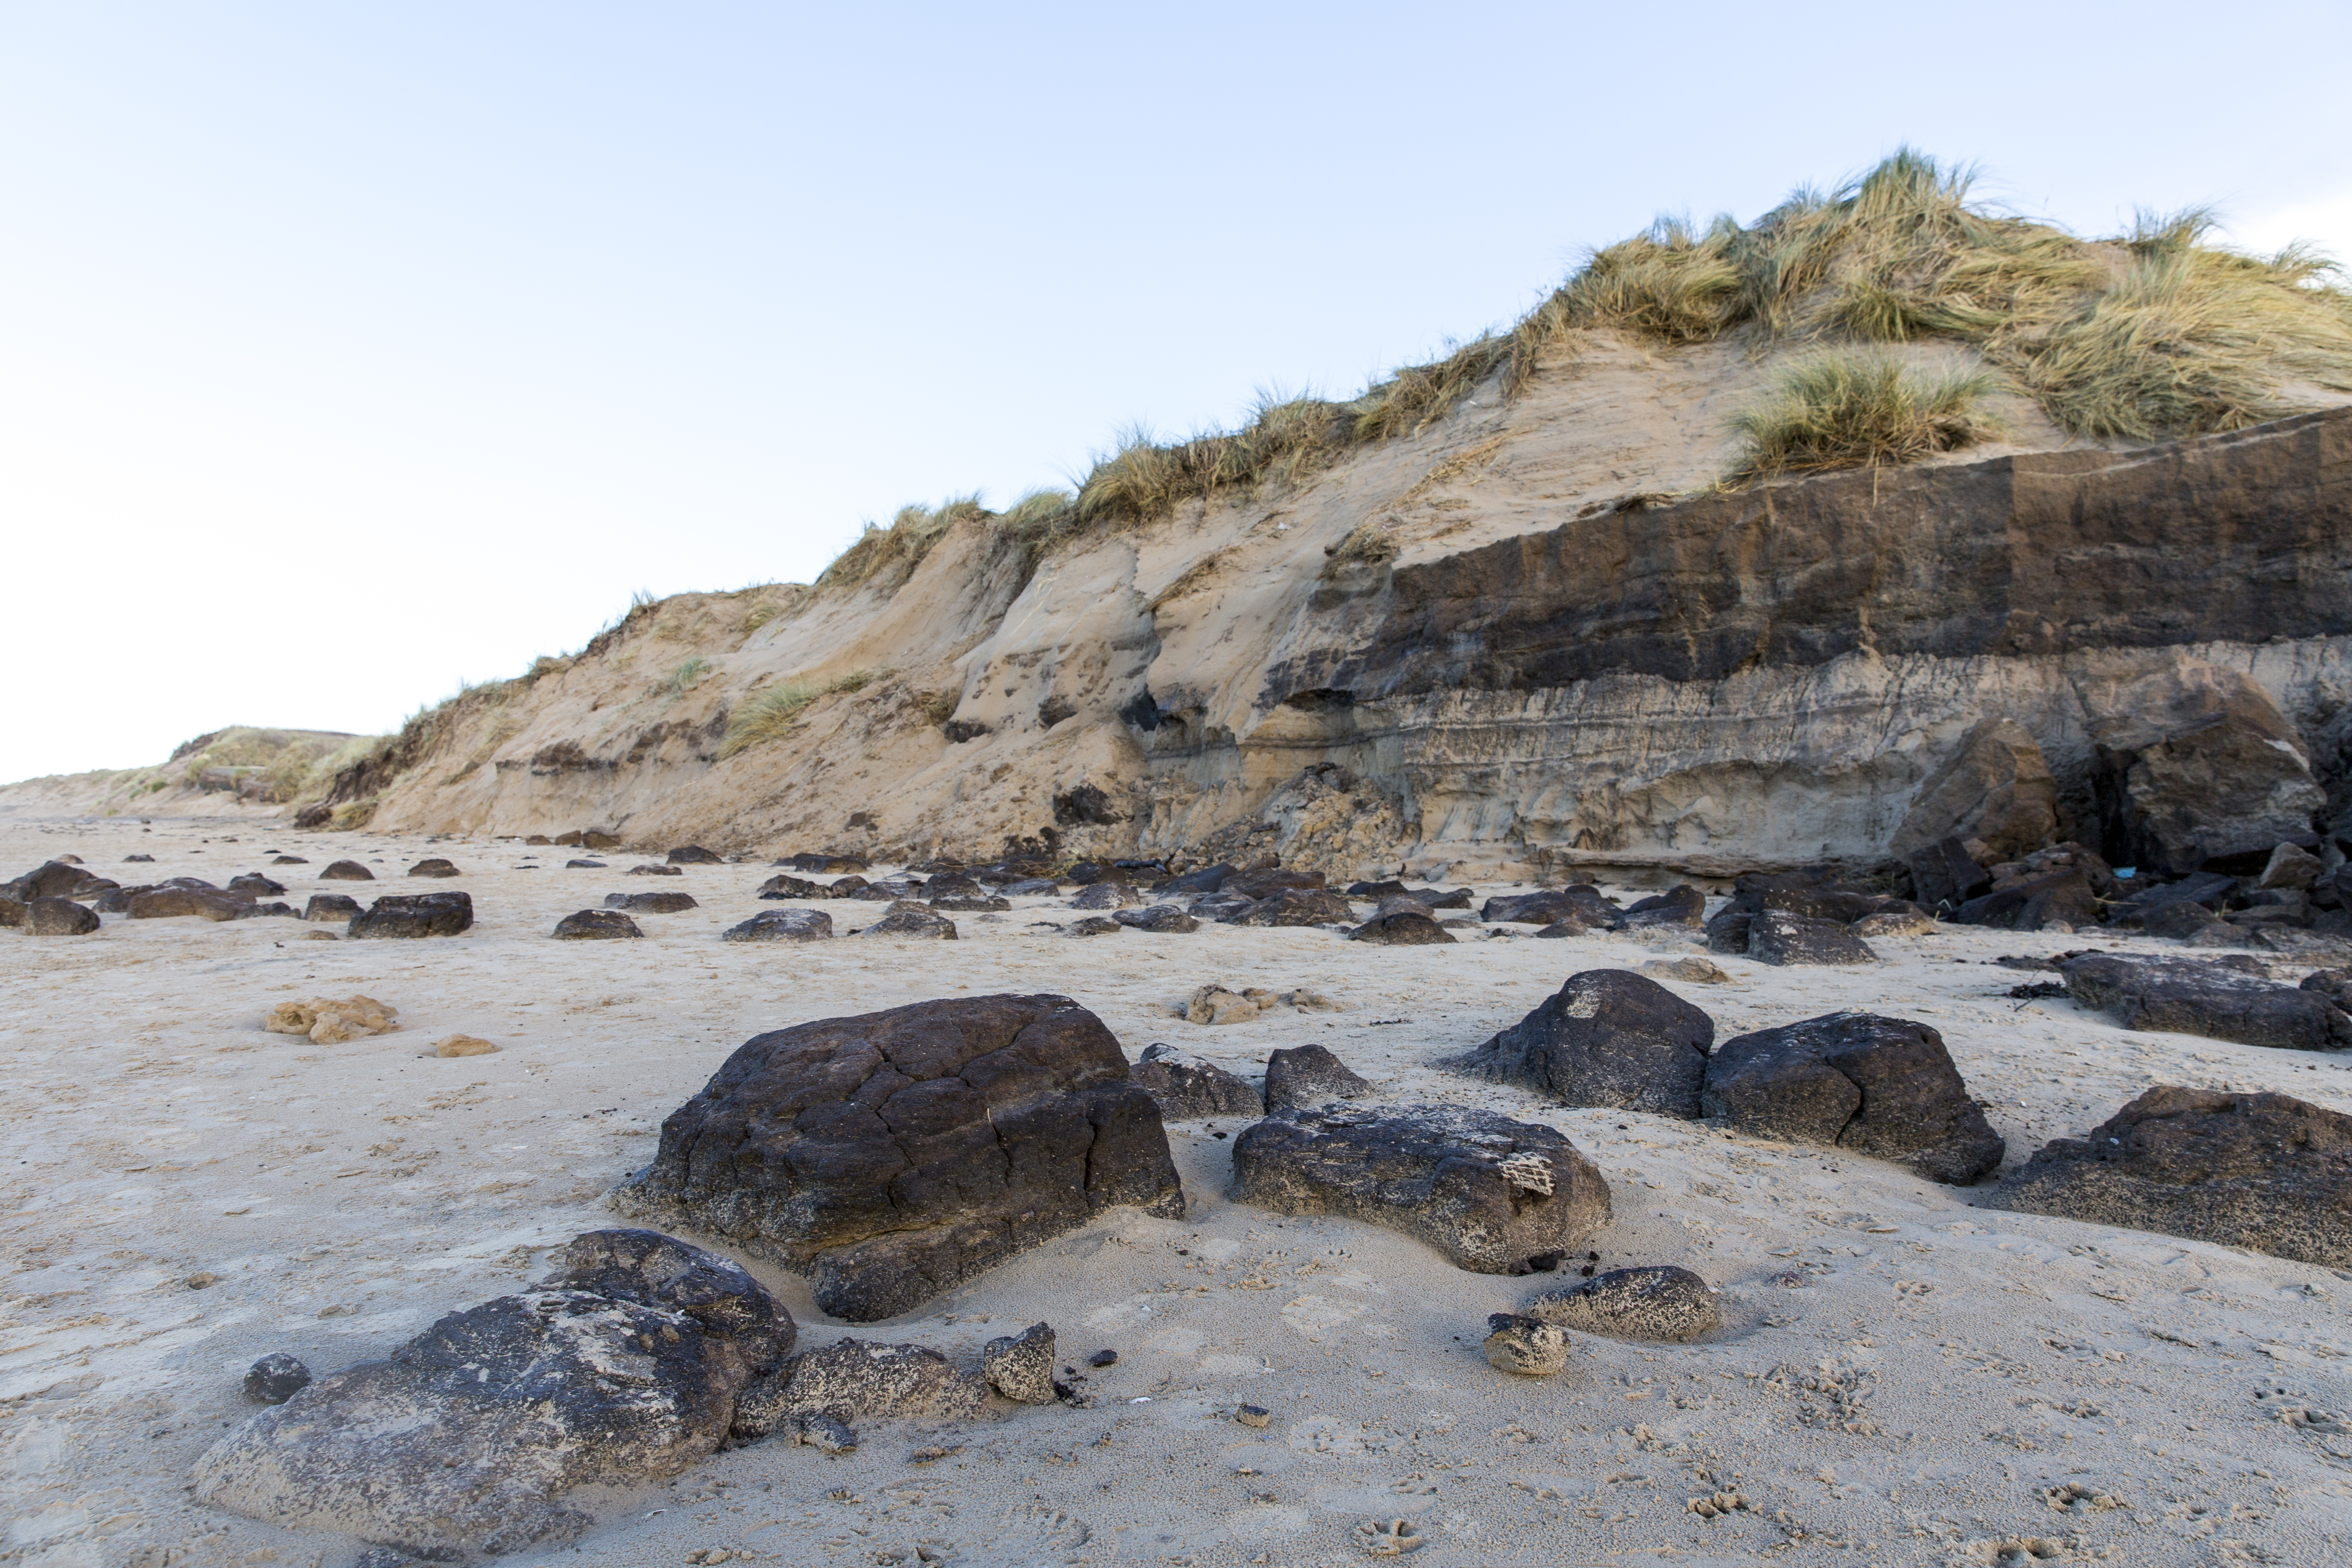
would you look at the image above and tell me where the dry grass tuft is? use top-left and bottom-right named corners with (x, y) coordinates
top-left (1731, 352), bottom-right (2002, 477)
top-left (817, 496), bottom-right (991, 593)
top-left (718, 670), bottom-right (875, 759)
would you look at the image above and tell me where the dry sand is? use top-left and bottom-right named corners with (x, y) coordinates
top-left (5, 816), bottom-right (2352, 1567)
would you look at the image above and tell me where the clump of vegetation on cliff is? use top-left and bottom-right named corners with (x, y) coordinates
top-left (1731, 353), bottom-right (2003, 477)
top-left (717, 669), bottom-right (876, 759)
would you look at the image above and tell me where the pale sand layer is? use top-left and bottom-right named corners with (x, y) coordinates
top-left (5, 817), bottom-right (2352, 1567)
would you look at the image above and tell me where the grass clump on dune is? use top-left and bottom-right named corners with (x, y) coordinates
top-left (718, 670), bottom-right (875, 759)
top-left (1731, 352), bottom-right (2003, 477)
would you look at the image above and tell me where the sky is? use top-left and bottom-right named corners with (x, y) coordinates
top-left (5, 2), bottom-right (2351, 784)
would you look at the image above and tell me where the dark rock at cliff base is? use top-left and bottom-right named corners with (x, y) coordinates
top-left (1350, 910), bottom-right (1455, 944)
top-left (757, 873), bottom-right (826, 900)
top-left (606, 891), bottom-right (699, 913)
top-left (1702, 1013), bottom-right (2003, 1184)
top-left (1481, 886), bottom-right (1621, 926)
top-left (722, 909), bottom-right (834, 943)
top-left (1952, 869), bottom-right (2101, 932)
top-left (192, 1285), bottom-right (750, 1559)
top-left (1348, 880), bottom-right (1410, 900)
top-left (318, 860), bottom-right (375, 881)
top-left (1989, 1086), bottom-right (2352, 1267)
top-left (27, 897), bottom-right (100, 935)
top-left (1222, 868), bottom-right (1327, 901)
top-left (933, 894), bottom-right (1012, 912)
top-left (1131, 1043), bottom-right (1264, 1120)
top-left (1748, 911), bottom-right (1877, 966)
top-left (1708, 871), bottom-right (1920, 953)
top-left (407, 858), bottom-right (461, 879)
top-left (540, 1227), bottom-right (795, 1374)
top-left (1522, 1265), bottom-right (1721, 1342)
top-left (733, 1338), bottom-right (988, 1437)
top-left (1263, 1043), bottom-right (1371, 1111)
top-left (2090, 665), bottom-right (2327, 879)
top-left (1114, 904), bottom-right (1199, 934)
top-left (860, 906), bottom-right (957, 939)
top-left (1908, 835), bottom-right (1992, 913)
top-left (1226, 889), bottom-right (1354, 927)
top-left (627, 864), bottom-right (685, 878)
top-left (1891, 718), bottom-right (2063, 866)
top-left (846, 878), bottom-right (920, 901)
top-left (349, 891), bottom-right (474, 940)
top-left (1616, 884), bottom-right (1706, 930)
top-left (617, 994), bottom-right (1184, 1322)
top-left (1231, 1105), bottom-right (1610, 1274)
top-left (1070, 881), bottom-right (1140, 910)
top-left (292, 804), bottom-right (332, 829)
top-left (1447, 969), bottom-right (1715, 1118)
top-left (1161, 863), bottom-right (1238, 895)
top-left (1000, 877), bottom-right (1061, 896)
top-left (2060, 952), bottom-right (2352, 1051)
top-left (666, 845), bottom-right (724, 865)
top-left (8, 860), bottom-right (114, 900)
top-left (2106, 871), bottom-right (2238, 929)
top-left (554, 909), bottom-right (643, 940)
top-left (780, 853), bottom-right (870, 875)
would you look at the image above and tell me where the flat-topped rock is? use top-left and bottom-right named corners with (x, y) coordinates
top-left (2061, 952), bottom-right (2352, 1051)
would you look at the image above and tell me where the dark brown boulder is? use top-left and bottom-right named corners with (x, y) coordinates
top-left (1070, 881), bottom-right (1140, 910)
top-left (922, 871), bottom-right (984, 899)
top-left (554, 909), bottom-right (643, 940)
top-left (1748, 911), bottom-right (1877, 966)
top-left (1222, 868), bottom-right (1327, 901)
top-left (1909, 835), bottom-right (1992, 913)
top-left (28, 898), bottom-right (100, 936)
top-left (303, 894), bottom-right (362, 922)
top-left (666, 845), bottom-right (724, 865)
top-left (292, 804), bottom-right (332, 829)
top-left (2060, 952), bottom-right (2352, 1051)
top-left (1231, 1105), bottom-right (1610, 1274)
top-left (780, 853), bottom-right (869, 875)
top-left (858, 905), bottom-right (956, 938)
top-left (539, 1227), bottom-right (794, 1374)
top-left (0, 895), bottom-right (23, 929)
top-left (1131, 1044), bottom-right (1263, 1119)
top-left (617, 994), bottom-right (1185, 1321)
top-left (128, 887), bottom-right (249, 922)
top-left (1481, 886), bottom-right (1621, 926)
top-left (626, 864), bottom-right (684, 878)
top-left (319, 860), bottom-right (375, 881)
top-left (1264, 1043), bottom-right (1371, 1111)
top-left (827, 875), bottom-right (870, 895)
top-left (1616, 884), bottom-right (1706, 930)
top-left (1989, 1087), bottom-right (2352, 1266)
top-left (1225, 889), bottom-right (1354, 927)
top-left (1160, 862), bottom-right (1238, 895)
top-left (408, 858), bottom-right (462, 878)
top-left (604, 891), bottom-right (699, 914)
top-left (757, 873), bottom-right (825, 900)
top-left (1350, 910), bottom-right (1456, 944)
top-left (1113, 904), bottom-right (1199, 934)
top-left (1952, 870), bottom-right (2100, 931)
top-left (349, 891), bottom-right (474, 939)
top-left (228, 873), bottom-right (287, 897)
top-left (1447, 969), bottom-right (1715, 1118)
top-left (1890, 718), bottom-right (2062, 866)
top-left (722, 909), bottom-right (834, 942)
top-left (1701, 1013), bottom-right (2003, 1184)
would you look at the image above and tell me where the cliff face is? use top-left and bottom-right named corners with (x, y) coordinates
top-left (339, 351), bottom-right (2352, 882)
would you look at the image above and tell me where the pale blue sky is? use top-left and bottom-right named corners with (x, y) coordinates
top-left (7, 2), bottom-right (2350, 782)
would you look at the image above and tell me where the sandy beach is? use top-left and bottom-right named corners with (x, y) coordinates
top-left (4, 816), bottom-right (2350, 1566)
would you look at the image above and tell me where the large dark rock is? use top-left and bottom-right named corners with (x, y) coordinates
top-left (319, 860), bottom-right (375, 880)
top-left (539, 1227), bottom-right (794, 1374)
top-left (1446, 969), bottom-right (1715, 1118)
top-left (1616, 884), bottom-right (1706, 930)
top-left (1130, 1044), bottom-right (1263, 1119)
top-left (349, 891), bottom-right (474, 940)
top-left (666, 845), bottom-right (724, 865)
top-left (1350, 910), bottom-right (1455, 944)
top-left (0, 895), bottom-right (23, 930)
top-left (194, 1278), bottom-right (754, 1557)
top-left (27, 897), bottom-right (100, 936)
top-left (1702, 1013), bottom-right (2004, 1184)
top-left (303, 893), bottom-right (363, 922)
top-left (1748, 911), bottom-right (1877, 966)
top-left (618, 994), bottom-right (1185, 1321)
top-left (722, 909), bottom-right (834, 943)
top-left (1481, 886), bottom-right (1621, 926)
top-left (1224, 889), bottom-right (1354, 927)
top-left (227, 873), bottom-right (287, 897)
top-left (780, 853), bottom-right (869, 874)
top-left (1908, 835), bottom-right (1992, 913)
top-left (1070, 881), bottom-right (1140, 910)
top-left (2106, 871), bottom-right (2237, 929)
top-left (1230, 1105), bottom-right (1610, 1274)
top-left (1114, 904), bottom-right (1199, 934)
top-left (1160, 862), bottom-right (1237, 895)
top-left (1263, 1043), bottom-right (1371, 1111)
top-left (858, 905), bottom-right (956, 939)
top-left (407, 858), bottom-right (462, 878)
top-left (554, 909), bottom-right (643, 940)
top-left (1222, 867), bottom-right (1327, 901)
top-left (2089, 664), bottom-right (2326, 878)
top-left (128, 886), bottom-right (248, 922)
top-left (757, 873), bottom-right (826, 900)
top-left (2060, 952), bottom-right (2352, 1051)
top-left (605, 891), bottom-right (699, 913)
top-left (1890, 718), bottom-right (2063, 865)
top-left (1989, 1086), bottom-right (2352, 1267)
top-left (9, 860), bottom-right (112, 900)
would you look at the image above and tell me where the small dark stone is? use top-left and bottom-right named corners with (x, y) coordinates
top-left (123, 853), bottom-right (156, 863)
top-left (554, 909), bottom-right (644, 940)
top-left (270, 854), bottom-right (308, 865)
top-left (1087, 1349), bottom-right (1118, 1368)
top-left (227, 873), bottom-right (287, 897)
top-left (1068, 915), bottom-right (1122, 936)
top-left (348, 891), bottom-right (474, 940)
top-left (626, 864), bottom-right (684, 878)
top-left (1113, 904), bottom-right (1199, 934)
top-left (933, 895), bottom-right (1012, 912)
top-left (860, 905), bottom-right (957, 939)
top-left (1522, 1265), bottom-right (1720, 1341)
top-left (243, 1352), bottom-right (312, 1405)
top-left (666, 845), bottom-right (724, 865)
top-left (564, 859), bottom-right (606, 869)
top-left (722, 909), bottom-right (835, 943)
top-left (1350, 910), bottom-right (1457, 944)
top-left (603, 891), bottom-right (699, 913)
top-left (406, 858), bottom-right (461, 879)
top-left (318, 860), bottom-right (375, 881)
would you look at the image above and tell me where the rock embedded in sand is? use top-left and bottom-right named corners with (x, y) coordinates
top-left (983, 1321), bottom-right (1057, 1404)
top-left (1852, 910), bottom-right (1937, 938)
top-left (1617, 884), bottom-right (1707, 930)
top-left (128, 886), bottom-right (247, 921)
top-left (1185, 984), bottom-right (1261, 1025)
top-left (564, 858), bottom-right (606, 869)
top-left (1225, 888), bottom-right (1354, 927)
top-left (1701, 1013), bottom-right (2004, 1184)
top-left (933, 894), bottom-right (1012, 912)
top-left (0, 895), bottom-right (23, 929)
top-left (1068, 915), bottom-right (1122, 936)
top-left (1131, 1043), bottom-right (1263, 1120)
top-left (605, 891), bottom-right (698, 913)
top-left (1263, 1042), bottom-right (1372, 1111)
top-left (27, 897), bottom-right (100, 935)
top-left (860, 905), bottom-right (957, 939)
top-left (434, 1035), bottom-right (498, 1057)
top-left (554, 909), bottom-right (644, 940)
top-left (1482, 1313), bottom-right (1571, 1375)
top-left (348, 891), bottom-right (473, 939)
top-left (1522, 1265), bottom-right (1720, 1341)
top-left (1482, 886), bottom-right (1621, 927)
top-left (194, 1282), bottom-right (754, 1557)
top-left (1070, 881), bottom-right (1139, 910)
top-left (406, 858), bottom-right (461, 878)
top-left (1747, 911), bottom-right (1877, 966)
top-left (666, 844), bottom-right (723, 864)
top-left (1350, 909), bottom-right (1455, 944)
top-left (227, 873), bottom-right (286, 897)
top-left (734, 1338), bottom-right (989, 1434)
top-left (756, 873), bottom-right (825, 900)
top-left (1642, 957), bottom-right (1732, 984)
top-left (1234, 1403), bottom-right (1270, 1428)
top-left (1231, 1104), bottom-right (1610, 1274)
top-left (243, 1353), bottom-right (312, 1405)
top-left (2060, 952), bottom-right (2352, 1051)
top-left (541, 1227), bottom-right (795, 1373)
top-left (617, 993), bottom-right (1183, 1322)
top-left (626, 863), bottom-right (684, 878)
top-left (265, 996), bottom-right (399, 1045)
top-left (1446, 969), bottom-right (1715, 1118)
top-left (1989, 1086), bottom-right (2352, 1267)
top-left (1115, 904), bottom-right (1198, 934)
top-left (722, 908), bottom-right (835, 943)
top-left (303, 893), bottom-right (362, 922)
